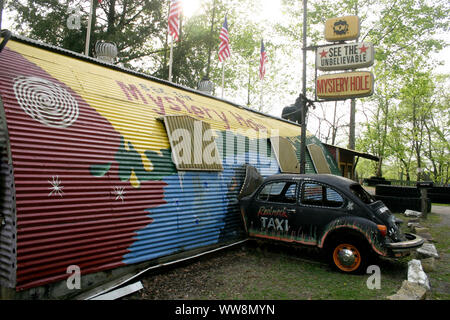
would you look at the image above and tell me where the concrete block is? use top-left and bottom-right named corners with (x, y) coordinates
top-left (407, 259), bottom-right (430, 290)
top-left (387, 280), bottom-right (427, 300)
top-left (404, 210), bottom-right (422, 217)
top-left (417, 243), bottom-right (439, 259)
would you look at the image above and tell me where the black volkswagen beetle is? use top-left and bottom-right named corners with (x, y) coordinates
top-left (238, 166), bottom-right (424, 274)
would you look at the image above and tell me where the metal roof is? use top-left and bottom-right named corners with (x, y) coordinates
top-left (4, 32), bottom-right (305, 130)
top-left (323, 143), bottom-right (379, 162)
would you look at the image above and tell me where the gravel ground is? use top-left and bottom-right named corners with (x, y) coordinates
top-left (124, 244), bottom-right (263, 300)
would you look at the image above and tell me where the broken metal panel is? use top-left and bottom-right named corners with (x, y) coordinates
top-left (307, 143), bottom-right (331, 174)
top-left (270, 136), bottom-right (300, 173)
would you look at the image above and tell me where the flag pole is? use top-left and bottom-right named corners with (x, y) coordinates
top-left (169, 37), bottom-right (174, 82)
top-left (221, 61), bottom-right (225, 98)
top-left (260, 77), bottom-right (264, 111)
top-left (84, 0), bottom-right (94, 56)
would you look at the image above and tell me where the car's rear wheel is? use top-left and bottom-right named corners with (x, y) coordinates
top-left (329, 238), bottom-right (369, 274)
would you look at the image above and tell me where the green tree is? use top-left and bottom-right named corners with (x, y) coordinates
top-left (8, 0), bottom-right (166, 67)
top-left (396, 67), bottom-right (449, 182)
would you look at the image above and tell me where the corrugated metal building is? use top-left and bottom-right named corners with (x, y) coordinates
top-left (0, 33), bottom-right (343, 297)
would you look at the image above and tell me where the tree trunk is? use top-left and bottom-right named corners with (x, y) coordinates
top-left (377, 98), bottom-right (389, 178)
top-left (89, 0), bottom-right (98, 56)
top-left (401, 158), bottom-right (411, 181)
top-left (247, 60), bottom-right (251, 107)
top-left (376, 156), bottom-right (383, 177)
top-left (107, 0), bottom-right (116, 34)
top-left (424, 121), bottom-right (438, 181)
top-left (0, 0), bottom-right (4, 30)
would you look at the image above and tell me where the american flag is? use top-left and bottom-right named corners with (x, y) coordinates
top-left (259, 39), bottom-right (268, 80)
top-left (218, 16), bottom-right (231, 62)
top-left (168, 0), bottom-right (181, 41)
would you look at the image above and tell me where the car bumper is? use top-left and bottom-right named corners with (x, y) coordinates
top-left (385, 233), bottom-right (425, 256)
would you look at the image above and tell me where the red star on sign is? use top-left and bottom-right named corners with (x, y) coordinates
top-left (359, 44), bottom-right (368, 53)
top-left (319, 49), bottom-right (328, 58)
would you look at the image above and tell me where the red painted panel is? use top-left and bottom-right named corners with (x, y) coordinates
top-left (0, 46), bottom-right (166, 290)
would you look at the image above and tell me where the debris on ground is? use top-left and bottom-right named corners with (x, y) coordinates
top-left (387, 280), bottom-right (428, 300)
top-left (404, 209), bottom-right (422, 218)
top-left (417, 243), bottom-right (440, 259)
top-left (408, 259), bottom-right (431, 290)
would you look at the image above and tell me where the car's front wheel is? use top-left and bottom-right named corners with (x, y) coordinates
top-left (329, 238), bottom-right (370, 274)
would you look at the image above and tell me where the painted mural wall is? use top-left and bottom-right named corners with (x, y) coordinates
top-left (0, 38), bottom-right (340, 291)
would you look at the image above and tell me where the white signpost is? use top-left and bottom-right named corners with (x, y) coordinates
top-left (316, 42), bottom-right (374, 71)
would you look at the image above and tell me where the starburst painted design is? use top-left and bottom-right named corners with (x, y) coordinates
top-left (113, 186), bottom-right (126, 202)
top-left (48, 176), bottom-right (64, 197)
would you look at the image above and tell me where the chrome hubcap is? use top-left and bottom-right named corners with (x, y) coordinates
top-left (337, 248), bottom-right (356, 267)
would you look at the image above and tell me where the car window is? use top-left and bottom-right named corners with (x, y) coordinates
top-left (301, 182), bottom-right (344, 208)
top-left (285, 184), bottom-right (297, 203)
top-left (257, 181), bottom-right (297, 203)
top-left (302, 183), bottom-right (323, 206)
top-left (349, 184), bottom-right (375, 204)
top-left (325, 187), bottom-right (344, 207)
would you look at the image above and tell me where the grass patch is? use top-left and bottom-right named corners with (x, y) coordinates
top-left (419, 208), bottom-right (450, 300)
top-left (126, 206), bottom-right (449, 301)
top-left (194, 243), bottom-right (407, 300)
top-left (433, 203), bottom-right (450, 207)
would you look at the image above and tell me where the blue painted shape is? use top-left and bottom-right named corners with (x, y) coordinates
top-left (122, 132), bottom-right (281, 265)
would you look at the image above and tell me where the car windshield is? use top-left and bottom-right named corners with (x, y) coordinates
top-left (349, 184), bottom-right (375, 204)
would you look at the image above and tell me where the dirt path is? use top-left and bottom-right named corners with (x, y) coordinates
top-left (425, 205), bottom-right (450, 299)
top-left (431, 205), bottom-right (450, 226)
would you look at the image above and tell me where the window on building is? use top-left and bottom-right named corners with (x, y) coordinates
top-left (162, 115), bottom-right (223, 171)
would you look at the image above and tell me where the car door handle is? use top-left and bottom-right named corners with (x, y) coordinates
top-left (286, 209), bottom-right (296, 214)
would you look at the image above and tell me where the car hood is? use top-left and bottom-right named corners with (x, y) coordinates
top-left (237, 165), bottom-right (264, 200)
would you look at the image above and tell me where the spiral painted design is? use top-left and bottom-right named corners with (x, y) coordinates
top-left (13, 76), bottom-right (79, 128)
